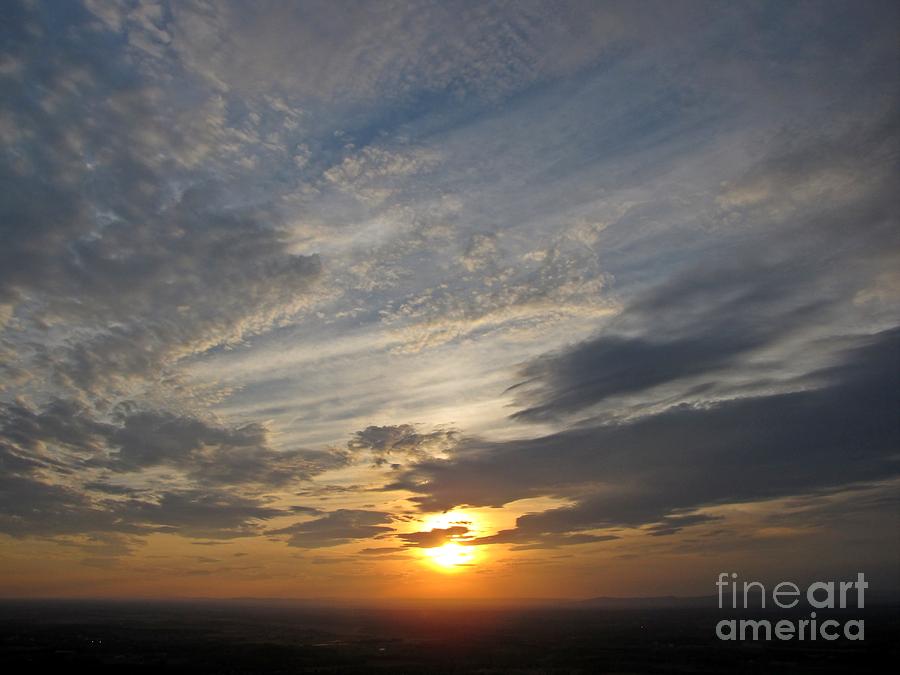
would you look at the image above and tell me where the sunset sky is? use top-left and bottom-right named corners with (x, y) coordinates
top-left (1, 0), bottom-right (898, 601)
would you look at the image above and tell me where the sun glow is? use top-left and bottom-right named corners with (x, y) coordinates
top-left (417, 510), bottom-right (483, 572)
top-left (422, 542), bottom-right (476, 571)
top-left (421, 510), bottom-right (478, 531)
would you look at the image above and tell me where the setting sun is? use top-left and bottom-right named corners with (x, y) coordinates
top-left (413, 510), bottom-right (483, 572)
top-left (422, 542), bottom-right (476, 571)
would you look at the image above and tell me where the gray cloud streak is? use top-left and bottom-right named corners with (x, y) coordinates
top-left (393, 328), bottom-right (900, 541)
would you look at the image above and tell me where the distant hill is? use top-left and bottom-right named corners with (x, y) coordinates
top-left (570, 595), bottom-right (711, 609)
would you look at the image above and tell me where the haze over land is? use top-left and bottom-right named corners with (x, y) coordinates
top-left (1, 0), bottom-right (898, 601)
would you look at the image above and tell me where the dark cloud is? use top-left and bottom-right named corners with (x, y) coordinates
top-left (346, 424), bottom-right (458, 466)
top-left (0, 399), bottom-right (112, 457)
top-left (0, 470), bottom-right (144, 537)
top-left (288, 505), bottom-right (323, 514)
top-left (510, 261), bottom-right (834, 423)
top-left (104, 408), bottom-right (344, 486)
top-left (718, 108), bottom-right (900, 231)
top-left (472, 530), bottom-right (619, 551)
top-left (0, 398), bottom-right (339, 540)
top-left (357, 546), bottom-right (408, 555)
top-left (644, 514), bottom-right (722, 537)
top-left (397, 526), bottom-right (469, 549)
top-left (393, 327), bottom-right (900, 542)
top-left (505, 94), bottom-right (899, 427)
top-left (112, 489), bottom-right (283, 540)
top-left (83, 481), bottom-right (144, 496)
top-left (0, 462), bottom-right (282, 540)
top-left (268, 509), bottom-right (394, 548)
top-left (0, 399), bottom-right (344, 488)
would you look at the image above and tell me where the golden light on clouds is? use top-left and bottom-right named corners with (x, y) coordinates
top-left (420, 510), bottom-right (480, 532)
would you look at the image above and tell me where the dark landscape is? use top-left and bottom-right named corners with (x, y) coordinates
top-left (2, 599), bottom-right (897, 673)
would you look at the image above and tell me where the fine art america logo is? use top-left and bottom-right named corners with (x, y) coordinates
top-left (715, 573), bottom-right (868, 641)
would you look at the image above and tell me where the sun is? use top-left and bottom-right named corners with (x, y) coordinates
top-left (422, 542), bottom-right (476, 571)
top-left (416, 510), bottom-right (483, 573)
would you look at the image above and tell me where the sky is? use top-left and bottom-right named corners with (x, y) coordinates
top-left (1, 0), bottom-right (898, 601)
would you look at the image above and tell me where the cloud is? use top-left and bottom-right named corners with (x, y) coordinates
top-left (1, 1), bottom-right (323, 405)
top-left (323, 145), bottom-right (441, 207)
top-left (0, 399), bottom-right (345, 489)
top-left (0, 462), bottom-right (284, 540)
top-left (357, 546), bottom-right (407, 556)
top-left (268, 509), bottom-right (394, 548)
top-left (53, 532), bottom-right (143, 561)
top-left (392, 327), bottom-right (900, 542)
top-left (113, 489), bottom-right (283, 539)
top-left (103, 408), bottom-right (344, 486)
top-left (397, 526), bottom-right (469, 549)
top-left (380, 236), bottom-right (612, 353)
top-left (509, 260), bottom-right (830, 422)
top-left (471, 529), bottom-right (618, 551)
top-left (0, 398), bottom-right (341, 540)
top-left (0, 398), bottom-right (112, 458)
top-left (644, 514), bottom-right (722, 537)
top-left (0, 470), bottom-right (141, 537)
top-left (167, 0), bottom-right (625, 103)
top-left (346, 424), bottom-right (458, 467)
